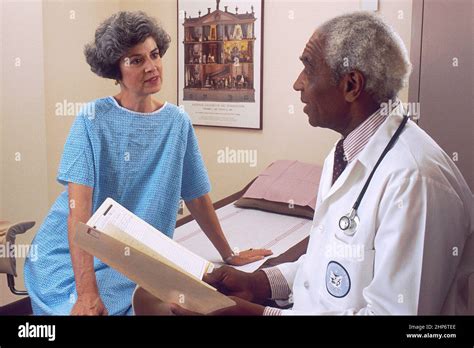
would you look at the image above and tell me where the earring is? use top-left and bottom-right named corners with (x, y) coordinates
top-left (115, 80), bottom-right (119, 85)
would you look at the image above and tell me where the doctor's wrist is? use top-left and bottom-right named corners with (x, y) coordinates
top-left (250, 270), bottom-right (272, 304)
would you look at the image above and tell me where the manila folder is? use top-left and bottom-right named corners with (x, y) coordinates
top-left (75, 222), bottom-right (235, 314)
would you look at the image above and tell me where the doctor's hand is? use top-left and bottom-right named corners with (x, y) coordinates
top-left (225, 248), bottom-right (273, 266)
top-left (203, 266), bottom-right (271, 304)
top-left (170, 296), bottom-right (265, 316)
top-left (70, 293), bottom-right (108, 316)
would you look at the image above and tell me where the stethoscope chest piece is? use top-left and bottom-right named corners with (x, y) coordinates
top-left (337, 114), bottom-right (409, 238)
top-left (339, 209), bottom-right (359, 236)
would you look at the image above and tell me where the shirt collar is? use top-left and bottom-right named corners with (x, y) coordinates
top-left (342, 100), bottom-right (401, 163)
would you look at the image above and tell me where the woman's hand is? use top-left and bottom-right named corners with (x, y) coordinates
top-left (68, 183), bottom-right (106, 316)
top-left (185, 195), bottom-right (273, 266)
top-left (70, 293), bottom-right (108, 316)
top-left (225, 248), bottom-right (273, 266)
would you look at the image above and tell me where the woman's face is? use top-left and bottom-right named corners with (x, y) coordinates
top-left (118, 36), bottom-right (163, 96)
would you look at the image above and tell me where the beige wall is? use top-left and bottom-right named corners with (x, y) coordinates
top-left (43, 0), bottom-right (122, 205)
top-left (0, 1), bottom-right (4, 306)
top-left (197, 0), bottom-right (413, 202)
top-left (0, 0), bottom-right (412, 307)
top-left (0, 0), bottom-right (4, 219)
top-left (0, 1), bottom-right (49, 306)
top-left (120, 0), bottom-right (413, 204)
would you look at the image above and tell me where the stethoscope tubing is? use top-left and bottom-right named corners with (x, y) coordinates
top-left (351, 114), bottom-right (410, 212)
top-left (340, 113), bottom-right (410, 234)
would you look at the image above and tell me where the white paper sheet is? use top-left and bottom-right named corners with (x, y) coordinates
top-left (174, 202), bottom-right (312, 273)
top-left (88, 198), bottom-right (210, 279)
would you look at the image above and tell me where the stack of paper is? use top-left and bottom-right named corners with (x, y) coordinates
top-left (87, 198), bottom-right (214, 280)
top-left (74, 198), bottom-right (235, 314)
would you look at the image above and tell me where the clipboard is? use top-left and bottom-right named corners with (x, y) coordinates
top-left (74, 222), bottom-right (235, 314)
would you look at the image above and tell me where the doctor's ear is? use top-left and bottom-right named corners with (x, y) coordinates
top-left (342, 70), bottom-right (365, 102)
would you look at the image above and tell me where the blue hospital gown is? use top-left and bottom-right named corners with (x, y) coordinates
top-left (24, 97), bottom-right (211, 315)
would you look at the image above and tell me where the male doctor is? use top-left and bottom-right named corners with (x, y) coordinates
top-left (172, 12), bottom-right (474, 315)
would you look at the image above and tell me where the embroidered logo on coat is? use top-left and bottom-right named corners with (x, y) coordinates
top-left (326, 261), bottom-right (351, 298)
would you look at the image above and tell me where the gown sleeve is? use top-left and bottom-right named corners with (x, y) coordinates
top-left (57, 113), bottom-right (95, 188)
top-left (180, 117), bottom-right (211, 201)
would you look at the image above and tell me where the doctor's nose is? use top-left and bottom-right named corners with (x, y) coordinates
top-left (293, 72), bottom-right (304, 91)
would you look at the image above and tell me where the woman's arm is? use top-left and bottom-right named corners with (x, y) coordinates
top-left (185, 194), bottom-right (272, 266)
top-left (68, 183), bottom-right (108, 315)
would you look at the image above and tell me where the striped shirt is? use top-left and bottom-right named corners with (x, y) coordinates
top-left (261, 103), bottom-right (394, 316)
top-left (343, 104), bottom-right (391, 163)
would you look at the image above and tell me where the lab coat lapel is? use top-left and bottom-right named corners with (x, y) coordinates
top-left (317, 148), bottom-right (334, 201)
top-left (321, 158), bottom-right (361, 203)
top-left (318, 103), bottom-right (407, 204)
top-left (356, 111), bottom-right (407, 170)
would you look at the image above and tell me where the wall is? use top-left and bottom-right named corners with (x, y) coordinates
top-left (39, 0), bottom-right (414, 211)
top-left (120, 0), bottom-right (413, 204)
top-left (416, 0), bottom-right (473, 191)
top-left (0, 0), bottom-right (412, 307)
top-left (0, 0), bottom-right (3, 221)
top-left (0, 1), bottom-right (49, 306)
top-left (203, 0), bottom-right (413, 202)
top-left (43, 0), bottom-right (122, 205)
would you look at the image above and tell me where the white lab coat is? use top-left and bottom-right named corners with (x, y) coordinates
top-left (277, 105), bottom-right (474, 315)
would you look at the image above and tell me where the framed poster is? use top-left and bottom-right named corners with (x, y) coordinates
top-left (178, 0), bottom-right (264, 129)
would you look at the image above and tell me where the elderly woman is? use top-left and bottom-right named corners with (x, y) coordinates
top-left (24, 11), bottom-right (271, 315)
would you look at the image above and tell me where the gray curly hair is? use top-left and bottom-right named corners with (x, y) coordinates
top-left (84, 11), bottom-right (171, 80)
top-left (317, 12), bottom-right (412, 104)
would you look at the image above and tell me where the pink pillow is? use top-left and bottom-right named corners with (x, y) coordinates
top-left (235, 160), bottom-right (322, 218)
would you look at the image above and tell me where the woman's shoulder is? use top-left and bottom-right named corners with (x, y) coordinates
top-left (89, 98), bottom-right (186, 120)
top-left (163, 102), bottom-right (188, 117)
top-left (75, 98), bottom-right (192, 130)
top-left (73, 96), bottom-right (115, 123)
top-left (162, 102), bottom-right (193, 125)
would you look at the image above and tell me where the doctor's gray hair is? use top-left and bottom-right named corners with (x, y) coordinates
top-left (84, 11), bottom-right (171, 80)
top-left (317, 12), bottom-right (412, 104)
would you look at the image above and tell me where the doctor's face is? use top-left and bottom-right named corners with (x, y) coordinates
top-left (293, 32), bottom-right (348, 130)
top-left (118, 36), bottom-right (163, 97)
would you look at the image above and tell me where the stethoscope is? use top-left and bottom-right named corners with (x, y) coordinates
top-left (339, 114), bottom-right (410, 236)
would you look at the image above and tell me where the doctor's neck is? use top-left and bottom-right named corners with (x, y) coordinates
top-left (338, 98), bottom-right (381, 138)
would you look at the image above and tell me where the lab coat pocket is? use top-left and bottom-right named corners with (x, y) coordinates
top-left (319, 242), bottom-right (375, 312)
